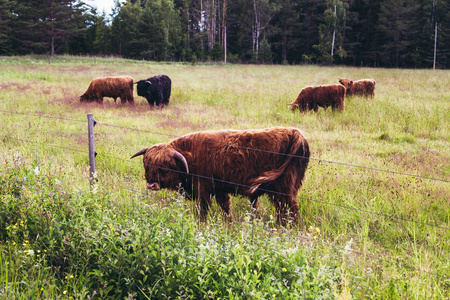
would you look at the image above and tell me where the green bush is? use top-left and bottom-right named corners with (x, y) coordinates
top-left (0, 155), bottom-right (343, 299)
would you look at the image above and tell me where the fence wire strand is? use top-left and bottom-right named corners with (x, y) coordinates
top-left (96, 121), bottom-right (450, 183)
top-left (0, 109), bottom-right (86, 123)
top-left (2, 135), bottom-right (88, 155)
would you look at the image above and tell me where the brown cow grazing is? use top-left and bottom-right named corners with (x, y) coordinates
top-left (79, 76), bottom-right (134, 104)
top-left (289, 84), bottom-right (346, 112)
top-left (338, 78), bottom-right (376, 98)
top-left (131, 127), bottom-right (310, 225)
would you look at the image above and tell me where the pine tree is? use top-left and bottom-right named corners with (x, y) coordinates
top-left (258, 37), bottom-right (272, 63)
top-left (0, 0), bottom-right (15, 54)
top-left (376, 0), bottom-right (421, 67)
top-left (297, 0), bottom-right (327, 63)
top-left (270, 0), bottom-right (303, 64)
top-left (93, 13), bottom-right (112, 55)
top-left (9, 0), bottom-right (87, 55)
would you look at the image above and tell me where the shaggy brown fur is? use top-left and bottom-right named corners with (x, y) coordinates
top-left (79, 76), bottom-right (134, 104)
top-left (131, 127), bottom-right (310, 225)
top-left (338, 78), bottom-right (376, 98)
top-left (289, 84), bottom-right (346, 112)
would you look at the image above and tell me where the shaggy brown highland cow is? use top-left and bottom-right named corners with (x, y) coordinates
top-left (131, 127), bottom-right (310, 225)
top-left (338, 78), bottom-right (376, 98)
top-left (289, 84), bottom-right (346, 112)
top-left (79, 76), bottom-right (134, 104)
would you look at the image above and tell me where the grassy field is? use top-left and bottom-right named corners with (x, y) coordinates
top-left (0, 55), bottom-right (449, 299)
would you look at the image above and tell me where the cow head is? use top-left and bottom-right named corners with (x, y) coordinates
top-left (131, 144), bottom-right (189, 191)
top-left (288, 103), bottom-right (299, 111)
top-left (345, 80), bottom-right (354, 92)
top-left (289, 95), bottom-right (309, 112)
top-left (338, 78), bottom-right (352, 88)
top-left (79, 93), bottom-right (91, 102)
top-left (136, 80), bottom-right (152, 97)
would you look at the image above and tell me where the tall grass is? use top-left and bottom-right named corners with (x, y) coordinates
top-left (1, 55), bottom-right (449, 299)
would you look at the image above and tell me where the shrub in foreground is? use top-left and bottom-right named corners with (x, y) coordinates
top-left (0, 153), bottom-right (341, 299)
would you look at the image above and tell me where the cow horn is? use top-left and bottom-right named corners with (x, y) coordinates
top-left (145, 80), bottom-right (152, 85)
top-left (173, 151), bottom-right (189, 174)
top-left (130, 148), bottom-right (148, 159)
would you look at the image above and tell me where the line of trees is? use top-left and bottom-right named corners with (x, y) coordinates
top-left (1, 0), bottom-right (449, 68)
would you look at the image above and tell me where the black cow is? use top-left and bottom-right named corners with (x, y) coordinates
top-left (136, 75), bottom-right (172, 107)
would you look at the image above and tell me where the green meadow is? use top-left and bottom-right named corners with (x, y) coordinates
top-left (0, 55), bottom-right (449, 299)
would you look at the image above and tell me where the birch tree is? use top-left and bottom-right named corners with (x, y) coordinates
top-left (314, 0), bottom-right (346, 63)
top-left (251, 0), bottom-right (279, 61)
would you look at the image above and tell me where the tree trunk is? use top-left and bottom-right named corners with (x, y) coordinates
top-left (200, 0), bottom-right (204, 52)
top-left (253, 0), bottom-right (259, 55)
top-left (331, 4), bottom-right (336, 57)
top-left (50, 0), bottom-right (55, 56)
top-left (282, 24), bottom-right (287, 62)
top-left (433, 22), bottom-right (437, 70)
top-left (223, 0), bottom-right (227, 64)
top-left (187, 6), bottom-right (190, 51)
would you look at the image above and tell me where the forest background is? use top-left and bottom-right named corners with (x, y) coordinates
top-left (0, 0), bottom-right (449, 68)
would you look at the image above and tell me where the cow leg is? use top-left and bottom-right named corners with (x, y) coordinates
top-left (156, 92), bottom-right (164, 107)
top-left (216, 193), bottom-right (232, 222)
top-left (193, 186), bottom-right (213, 222)
top-left (198, 196), bottom-right (213, 222)
top-left (273, 196), bottom-right (298, 226)
top-left (248, 195), bottom-right (260, 221)
top-left (250, 196), bottom-right (259, 212)
top-left (146, 97), bottom-right (155, 106)
top-left (128, 95), bottom-right (135, 105)
top-left (95, 92), bottom-right (103, 103)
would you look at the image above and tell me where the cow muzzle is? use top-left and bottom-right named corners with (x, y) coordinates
top-left (146, 182), bottom-right (160, 190)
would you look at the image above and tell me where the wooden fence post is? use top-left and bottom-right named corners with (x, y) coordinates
top-left (87, 113), bottom-right (97, 186)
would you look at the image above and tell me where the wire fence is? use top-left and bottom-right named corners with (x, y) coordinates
top-left (2, 109), bottom-right (448, 183)
top-left (98, 121), bottom-right (449, 183)
top-left (1, 109), bottom-right (449, 282)
top-left (2, 109), bottom-right (449, 229)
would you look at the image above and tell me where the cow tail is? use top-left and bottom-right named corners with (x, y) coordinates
top-left (248, 131), bottom-right (309, 194)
